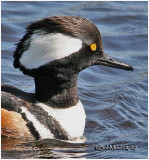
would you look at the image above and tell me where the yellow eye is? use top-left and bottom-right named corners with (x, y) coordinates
top-left (90, 43), bottom-right (97, 51)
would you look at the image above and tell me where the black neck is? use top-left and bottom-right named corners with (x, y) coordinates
top-left (34, 69), bottom-right (79, 108)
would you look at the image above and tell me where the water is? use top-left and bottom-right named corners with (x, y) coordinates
top-left (1, 1), bottom-right (148, 159)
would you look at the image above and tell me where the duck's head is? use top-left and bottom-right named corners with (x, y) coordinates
top-left (13, 16), bottom-right (133, 77)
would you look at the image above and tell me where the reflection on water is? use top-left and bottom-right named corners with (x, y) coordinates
top-left (2, 137), bottom-right (88, 159)
top-left (1, 1), bottom-right (148, 159)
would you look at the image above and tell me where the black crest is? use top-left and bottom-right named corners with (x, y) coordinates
top-left (13, 16), bottom-right (102, 76)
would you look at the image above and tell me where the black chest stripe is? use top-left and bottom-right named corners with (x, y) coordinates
top-left (19, 104), bottom-right (69, 140)
top-left (18, 108), bottom-right (40, 140)
top-left (30, 103), bottom-right (69, 140)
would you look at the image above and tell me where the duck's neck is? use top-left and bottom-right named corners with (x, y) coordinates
top-left (34, 71), bottom-right (79, 108)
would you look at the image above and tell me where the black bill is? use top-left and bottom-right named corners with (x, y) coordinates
top-left (94, 54), bottom-right (133, 71)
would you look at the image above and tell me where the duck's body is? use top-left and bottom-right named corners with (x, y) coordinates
top-left (2, 84), bottom-right (85, 140)
top-left (2, 84), bottom-right (35, 139)
top-left (1, 16), bottom-right (133, 140)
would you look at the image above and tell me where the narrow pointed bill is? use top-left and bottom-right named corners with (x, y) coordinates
top-left (94, 54), bottom-right (133, 71)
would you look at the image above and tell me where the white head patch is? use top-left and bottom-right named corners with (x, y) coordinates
top-left (19, 32), bottom-right (82, 69)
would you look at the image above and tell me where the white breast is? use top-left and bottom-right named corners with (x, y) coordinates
top-left (20, 32), bottom-right (82, 69)
top-left (38, 100), bottom-right (86, 139)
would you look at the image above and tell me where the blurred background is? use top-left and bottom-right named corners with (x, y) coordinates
top-left (1, 1), bottom-right (148, 159)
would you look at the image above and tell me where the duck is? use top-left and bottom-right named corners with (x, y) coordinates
top-left (1, 16), bottom-right (133, 140)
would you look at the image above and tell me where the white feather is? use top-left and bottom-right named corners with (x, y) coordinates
top-left (38, 100), bottom-right (86, 139)
top-left (20, 32), bottom-right (82, 69)
top-left (21, 107), bottom-right (54, 139)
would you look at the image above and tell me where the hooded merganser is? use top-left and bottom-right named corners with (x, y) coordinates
top-left (1, 16), bottom-right (133, 140)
